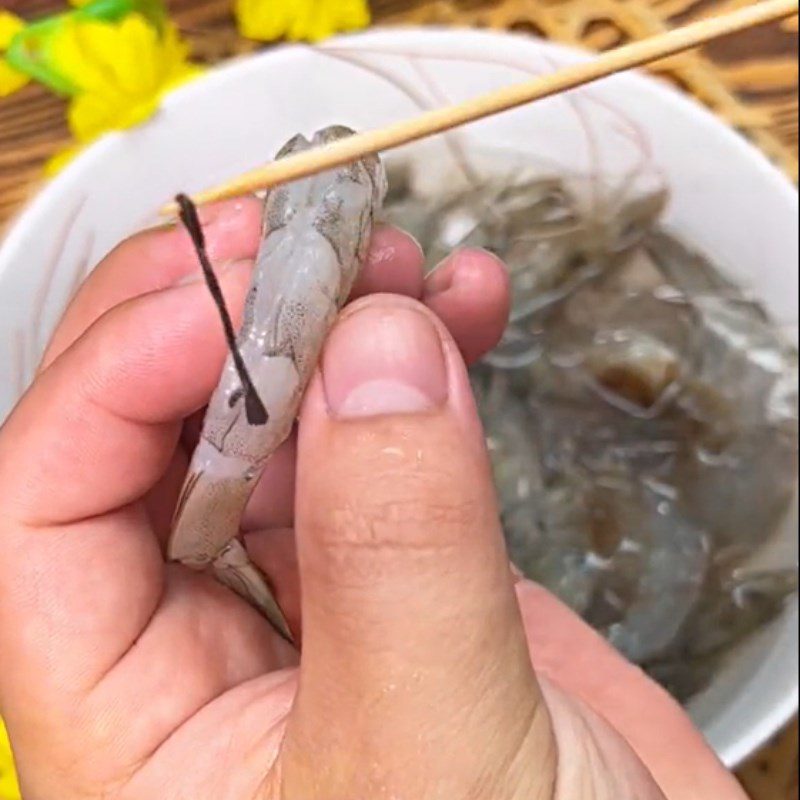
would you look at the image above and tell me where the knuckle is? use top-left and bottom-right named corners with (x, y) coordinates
top-left (311, 462), bottom-right (484, 553)
top-left (330, 495), bottom-right (479, 549)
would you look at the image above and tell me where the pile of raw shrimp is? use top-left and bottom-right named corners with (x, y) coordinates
top-left (383, 158), bottom-right (799, 702)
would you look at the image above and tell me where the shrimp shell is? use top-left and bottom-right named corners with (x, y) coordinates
top-left (169, 126), bottom-right (387, 640)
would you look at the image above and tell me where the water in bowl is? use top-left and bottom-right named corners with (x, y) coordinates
top-left (382, 153), bottom-right (799, 704)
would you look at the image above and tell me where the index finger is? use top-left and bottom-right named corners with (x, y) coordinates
top-left (41, 197), bottom-right (264, 370)
top-left (42, 198), bottom-right (429, 377)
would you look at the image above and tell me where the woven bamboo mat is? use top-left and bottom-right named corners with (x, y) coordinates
top-left (0, 2), bottom-right (797, 798)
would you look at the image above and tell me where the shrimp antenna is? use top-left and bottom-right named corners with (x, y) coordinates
top-left (175, 194), bottom-right (269, 426)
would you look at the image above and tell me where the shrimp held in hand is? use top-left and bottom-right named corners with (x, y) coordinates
top-left (169, 126), bottom-right (387, 642)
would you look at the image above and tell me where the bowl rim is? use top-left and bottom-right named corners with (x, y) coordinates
top-left (3, 26), bottom-right (798, 275)
top-left (0, 24), bottom-right (797, 769)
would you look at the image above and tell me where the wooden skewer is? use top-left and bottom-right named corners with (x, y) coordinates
top-left (161, 0), bottom-right (798, 215)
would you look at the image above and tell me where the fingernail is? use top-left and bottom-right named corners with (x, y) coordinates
top-left (425, 247), bottom-right (504, 298)
top-left (174, 257), bottom-right (251, 287)
top-left (367, 225), bottom-right (424, 269)
top-left (424, 252), bottom-right (457, 296)
top-left (323, 302), bottom-right (448, 419)
top-left (403, 230), bottom-right (424, 261)
top-left (426, 248), bottom-right (457, 278)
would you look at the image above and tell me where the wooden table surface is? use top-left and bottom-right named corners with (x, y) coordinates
top-left (0, 2), bottom-right (797, 798)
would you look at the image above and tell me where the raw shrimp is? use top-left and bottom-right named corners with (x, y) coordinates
top-left (383, 161), bottom-right (667, 372)
top-left (169, 126), bottom-right (387, 642)
top-left (471, 365), bottom-right (598, 613)
top-left (646, 568), bottom-right (798, 700)
top-left (383, 156), bottom-right (797, 702)
top-left (593, 481), bottom-right (709, 663)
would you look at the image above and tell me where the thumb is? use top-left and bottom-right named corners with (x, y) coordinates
top-left (283, 295), bottom-right (554, 796)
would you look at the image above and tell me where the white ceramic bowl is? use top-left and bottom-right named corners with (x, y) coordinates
top-left (0, 27), bottom-right (797, 768)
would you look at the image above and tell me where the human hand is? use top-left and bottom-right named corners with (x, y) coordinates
top-left (0, 200), bottom-right (746, 799)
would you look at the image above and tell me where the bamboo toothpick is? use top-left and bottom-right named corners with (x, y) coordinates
top-left (162, 0), bottom-right (798, 215)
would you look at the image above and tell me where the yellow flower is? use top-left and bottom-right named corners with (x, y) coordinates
top-left (0, 12), bottom-right (24, 50)
top-left (45, 13), bottom-right (201, 171)
top-left (0, 11), bottom-right (29, 97)
top-left (236, 0), bottom-right (370, 43)
top-left (5, 1), bottom-right (169, 96)
top-left (44, 144), bottom-right (87, 177)
top-left (0, 717), bottom-right (21, 800)
top-left (55, 14), bottom-right (200, 140)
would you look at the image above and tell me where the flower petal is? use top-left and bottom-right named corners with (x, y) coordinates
top-left (0, 58), bottom-right (29, 97)
top-left (67, 88), bottom-right (120, 140)
top-left (45, 143), bottom-right (87, 176)
top-left (0, 11), bottom-right (24, 50)
top-left (0, 717), bottom-right (20, 800)
top-left (110, 15), bottom-right (161, 94)
top-left (236, 0), bottom-right (370, 43)
top-left (49, 19), bottom-right (112, 94)
top-left (34, 8), bottom-right (200, 173)
top-left (235, 0), bottom-right (297, 41)
top-left (298, 0), bottom-right (371, 42)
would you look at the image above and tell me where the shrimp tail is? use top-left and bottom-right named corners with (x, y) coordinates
top-left (213, 540), bottom-right (293, 643)
top-left (169, 467), bottom-right (294, 644)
